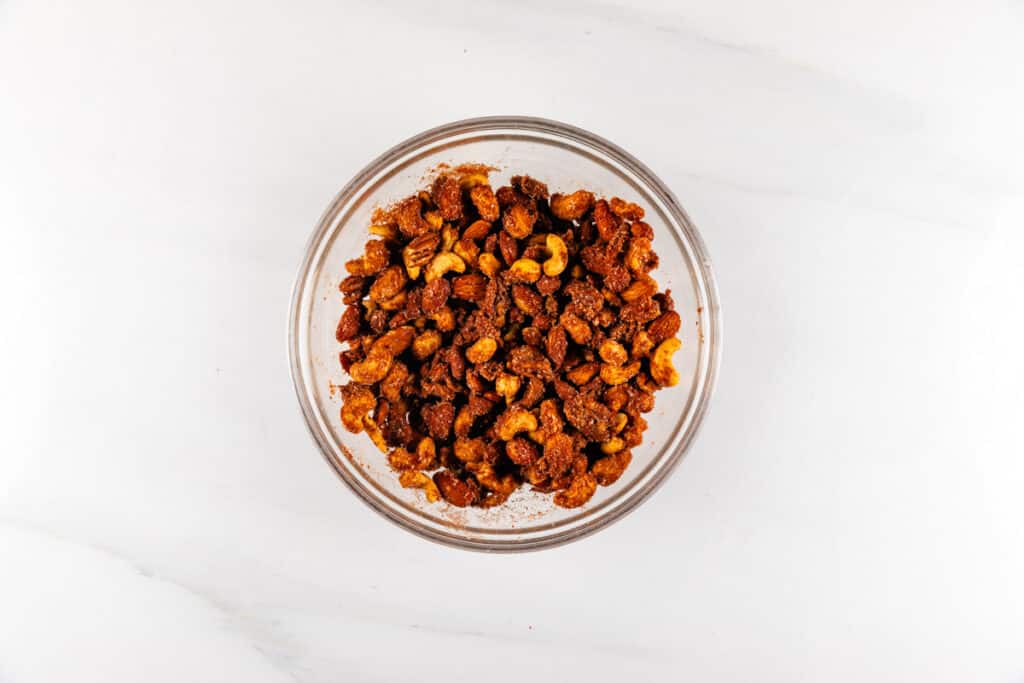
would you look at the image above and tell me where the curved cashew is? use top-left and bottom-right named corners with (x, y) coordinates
top-left (612, 412), bottom-right (628, 434)
top-left (550, 190), bottom-right (595, 221)
top-left (496, 406), bottom-right (539, 441)
top-left (598, 340), bottom-right (628, 366)
top-left (428, 306), bottom-right (455, 332)
top-left (478, 252), bottom-right (501, 278)
top-left (465, 337), bottom-right (497, 364)
top-left (440, 224), bottom-right (459, 252)
top-left (650, 337), bottom-right (681, 387)
top-left (621, 274), bottom-right (658, 302)
top-left (349, 347), bottom-right (393, 384)
top-left (507, 258), bottom-right (542, 283)
top-left (423, 210), bottom-right (444, 230)
top-left (398, 471), bottom-right (440, 503)
top-left (600, 437), bottom-right (625, 454)
top-left (339, 384), bottom-right (375, 434)
top-left (599, 360), bottom-right (641, 386)
top-left (412, 330), bottom-right (442, 360)
top-left (369, 223), bottom-right (399, 241)
top-left (454, 437), bottom-right (486, 463)
top-left (361, 414), bottom-right (389, 453)
top-left (631, 330), bottom-right (655, 359)
top-left (424, 251), bottom-right (466, 283)
top-left (495, 372), bottom-right (521, 402)
top-left (542, 234), bottom-right (568, 276)
top-left (378, 290), bottom-right (407, 311)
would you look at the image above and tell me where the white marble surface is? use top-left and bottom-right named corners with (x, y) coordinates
top-left (2, 0), bottom-right (1023, 680)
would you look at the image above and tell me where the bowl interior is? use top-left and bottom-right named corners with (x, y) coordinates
top-left (291, 119), bottom-right (718, 550)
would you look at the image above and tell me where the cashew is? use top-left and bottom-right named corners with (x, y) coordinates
top-left (398, 471), bottom-right (440, 503)
top-left (412, 330), bottom-right (442, 359)
top-left (478, 252), bottom-right (501, 278)
top-left (599, 360), bottom-right (641, 386)
top-left (459, 172), bottom-right (490, 189)
top-left (631, 330), bottom-right (656, 359)
top-left (600, 437), bottom-right (626, 454)
top-left (429, 306), bottom-right (455, 332)
top-left (454, 437), bottom-right (486, 462)
top-left (453, 237), bottom-right (479, 266)
top-left (612, 412), bottom-right (628, 434)
top-left (378, 290), bottom-right (407, 311)
top-left (650, 337), bottom-right (681, 387)
top-left (566, 362), bottom-right (598, 385)
top-left (466, 461), bottom-right (517, 494)
top-left (423, 210), bottom-right (444, 230)
top-left (424, 251), bottom-right (466, 283)
top-left (339, 385), bottom-right (375, 434)
top-left (349, 347), bottom-right (393, 384)
top-left (598, 340), bottom-right (628, 366)
top-left (369, 223), bottom-right (399, 241)
top-left (542, 233), bottom-right (568, 276)
top-left (362, 414), bottom-right (388, 453)
top-left (621, 275), bottom-right (658, 302)
top-left (496, 407), bottom-right (539, 441)
top-left (454, 406), bottom-right (475, 438)
top-left (465, 337), bottom-right (498, 364)
top-left (550, 190), bottom-right (595, 221)
top-left (507, 258), bottom-right (542, 283)
top-left (441, 224), bottom-right (459, 252)
top-left (495, 372), bottom-right (522, 402)
top-left (415, 437), bottom-right (437, 468)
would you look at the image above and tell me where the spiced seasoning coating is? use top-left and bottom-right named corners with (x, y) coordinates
top-left (334, 169), bottom-right (681, 509)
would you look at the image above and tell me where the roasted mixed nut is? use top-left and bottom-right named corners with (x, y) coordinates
top-left (334, 167), bottom-right (681, 509)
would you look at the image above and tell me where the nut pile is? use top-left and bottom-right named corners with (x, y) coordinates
top-left (335, 169), bottom-right (681, 509)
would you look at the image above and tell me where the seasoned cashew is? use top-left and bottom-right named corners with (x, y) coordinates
top-left (423, 210), bottom-right (444, 230)
top-left (496, 406), bottom-right (539, 441)
top-left (378, 290), bottom-right (407, 311)
top-left (440, 224), bottom-right (459, 252)
top-left (550, 190), bottom-right (595, 221)
top-left (339, 385), bottom-right (375, 434)
top-left (349, 347), bottom-right (393, 384)
top-left (542, 234), bottom-right (568, 277)
top-left (361, 414), bottom-right (388, 453)
top-left (412, 330), bottom-right (443, 359)
top-left (454, 437), bottom-right (486, 463)
top-left (598, 340), bottom-right (628, 365)
top-left (631, 330), bottom-right (656, 359)
top-left (495, 372), bottom-right (522, 402)
top-left (599, 360), bottom-right (641, 386)
top-left (478, 252), bottom-right (501, 278)
top-left (424, 251), bottom-right (466, 283)
top-left (650, 337), bottom-right (681, 387)
top-left (507, 258), bottom-right (542, 283)
top-left (612, 412), bottom-right (628, 434)
top-left (600, 437), bottom-right (625, 454)
top-left (459, 172), bottom-right (490, 189)
top-left (465, 337), bottom-right (498, 364)
top-left (369, 223), bottom-right (399, 241)
top-left (453, 237), bottom-right (479, 266)
top-left (454, 406), bottom-right (475, 438)
top-left (621, 275), bottom-right (658, 302)
top-left (398, 471), bottom-right (440, 502)
top-left (566, 362), bottom-right (599, 386)
top-left (429, 306), bottom-right (455, 332)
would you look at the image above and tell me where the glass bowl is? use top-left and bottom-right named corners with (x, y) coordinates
top-left (288, 116), bottom-right (721, 551)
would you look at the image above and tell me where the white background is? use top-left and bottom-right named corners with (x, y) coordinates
top-left (2, 0), bottom-right (1023, 681)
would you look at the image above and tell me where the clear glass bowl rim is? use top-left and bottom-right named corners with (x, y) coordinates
top-left (288, 115), bottom-right (722, 552)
